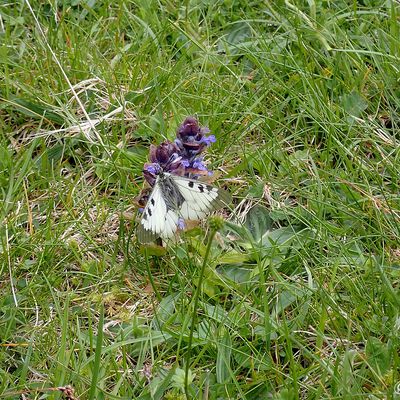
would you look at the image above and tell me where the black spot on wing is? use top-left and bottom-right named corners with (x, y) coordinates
top-left (148, 208), bottom-right (152, 216)
top-left (188, 181), bottom-right (194, 188)
top-left (151, 198), bottom-right (155, 206)
top-left (198, 184), bottom-right (204, 193)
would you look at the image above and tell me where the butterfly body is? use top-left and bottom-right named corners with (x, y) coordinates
top-left (137, 171), bottom-right (231, 243)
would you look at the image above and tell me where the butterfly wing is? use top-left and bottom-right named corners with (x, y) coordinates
top-left (137, 173), bottom-right (231, 243)
top-left (136, 183), bottom-right (180, 243)
top-left (170, 174), bottom-right (232, 220)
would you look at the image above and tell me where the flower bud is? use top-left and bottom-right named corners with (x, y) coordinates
top-left (208, 216), bottom-right (225, 232)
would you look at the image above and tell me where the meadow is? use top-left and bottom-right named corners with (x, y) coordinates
top-left (1, 1), bottom-right (400, 399)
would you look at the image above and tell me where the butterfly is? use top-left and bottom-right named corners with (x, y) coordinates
top-left (137, 171), bottom-right (231, 243)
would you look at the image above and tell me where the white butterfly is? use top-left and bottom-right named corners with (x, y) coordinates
top-left (137, 171), bottom-right (231, 243)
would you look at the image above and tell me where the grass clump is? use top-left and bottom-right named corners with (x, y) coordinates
top-left (1, 1), bottom-right (400, 399)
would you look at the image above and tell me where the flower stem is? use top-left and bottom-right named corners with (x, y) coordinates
top-left (144, 249), bottom-right (162, 302)
top-left (184, 228), bottom-right (217, 397)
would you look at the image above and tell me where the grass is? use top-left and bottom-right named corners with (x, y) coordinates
top-left (1, 0), bottom-right (400, 398)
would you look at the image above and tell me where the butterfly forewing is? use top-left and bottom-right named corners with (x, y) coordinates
top-left (137, 172), bottom-right (231, 243)
top-left (171, 174), bottom-right (231, 220)
top-left (136, 184), bottom-right (180, 243)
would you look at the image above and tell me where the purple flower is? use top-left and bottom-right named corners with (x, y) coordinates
top-left (177, 218), bottom-right (186, 230)
top-left (176, 116), bottom-right (202, 139)
top-left (143, 140), bottom-right (189, 186)
top-left (143, 164), bottom-right (158, 186)
top-left (175, 117), bottom-right (215, 160)
top-left (201, 135), bottom-right (216, 146)
top-left (141, 116), bottom-right (216, 188)
top-left (149, 142), bottom-right (180, 164)
top-left (145, 164), bottom-right (160, 175)
top-left (192, 158), bottom-right (207, 171)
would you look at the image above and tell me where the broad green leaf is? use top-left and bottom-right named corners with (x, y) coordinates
top-left (139, 243), bottom-right (167, 257)
top-left (218, 251), bottom-right (252, 265)
top-left (216, 265), bottom-right (253, 283)
top-left (155, 293), bottom-right (181, 325)
top-left (224, 220), bottom-right (250, 240)
top-left (244, 205), bottom-right (273, 242)
top-left (272, 285), bottom-right (308, 318)
top-left (172, 367), bottom-right (194, 390)
top-left (233, 345), bottom-right (272, 371)
top-left (260, 226), bottom-right (311, 251)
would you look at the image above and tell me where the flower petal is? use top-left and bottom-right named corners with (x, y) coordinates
top-left (201, 135), bottom-right (216, 146)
